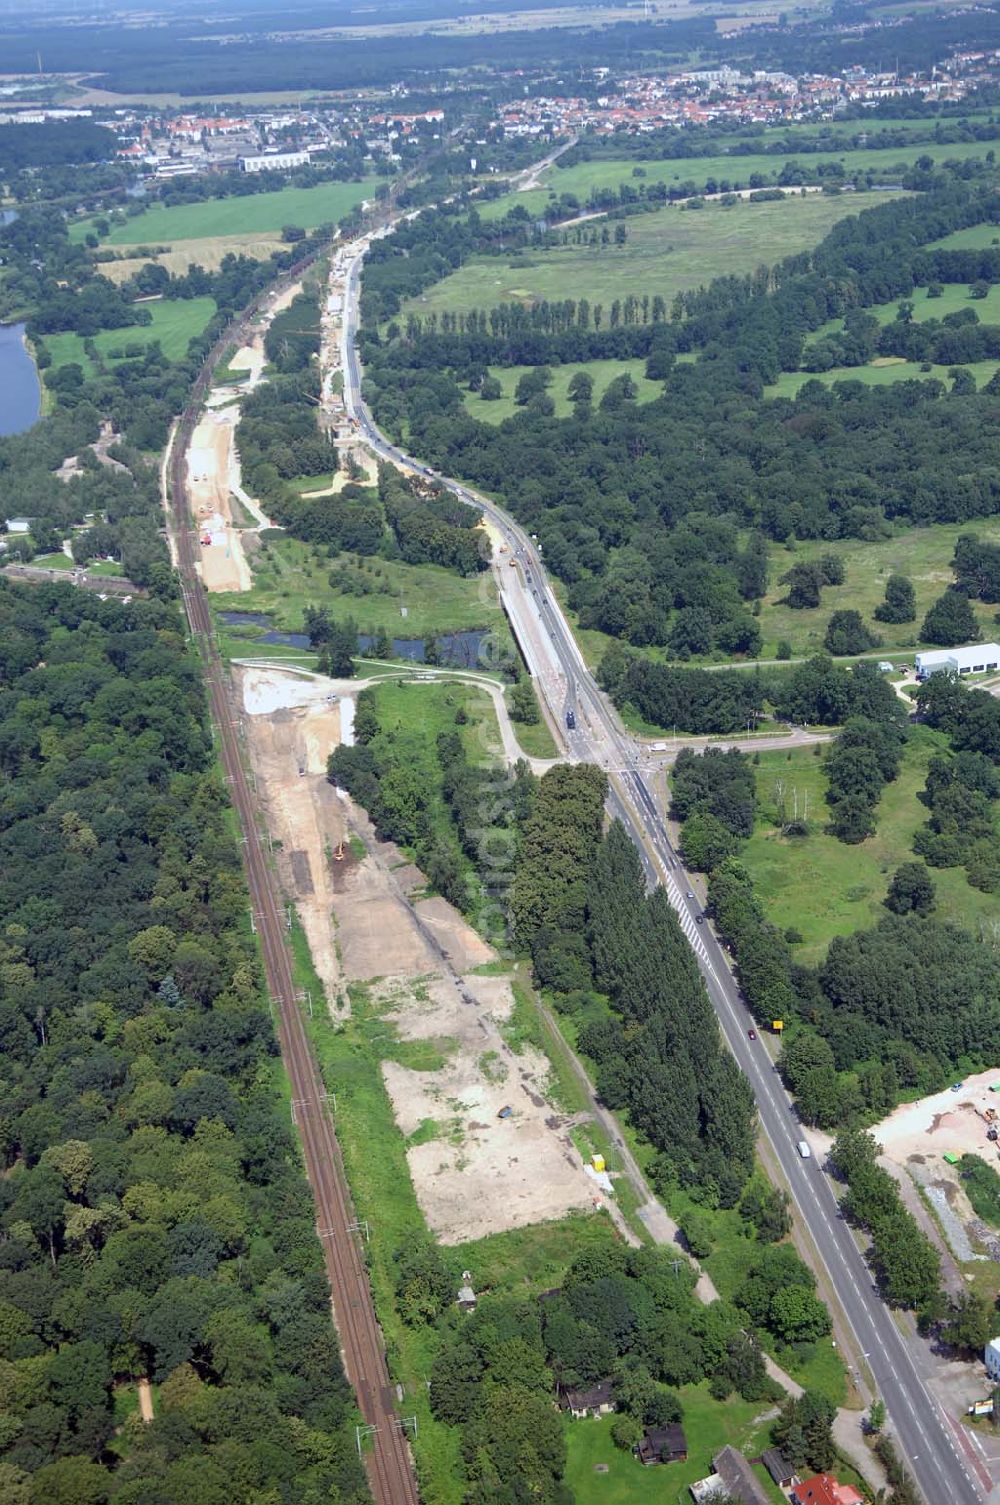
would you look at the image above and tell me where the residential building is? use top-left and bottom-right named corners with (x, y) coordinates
top-left (985, 1336), bottom-right (1000, 1382)
top-left (761, 1448), bottom-right (797, 1487)
top-left (915, 643), bottom-right (1000, 680)
top-left (690, 1446), bottom-right (771, 1505)
top-left (792, 1474), bottom-right (864, 1505)
top-left (635, 1422), bottom-right (687, 1465)
top-left (558, 1380), bottom-right (614, 1419)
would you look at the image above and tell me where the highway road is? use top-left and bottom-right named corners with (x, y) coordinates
top-left (339, 238), bottom-right (988, 1505)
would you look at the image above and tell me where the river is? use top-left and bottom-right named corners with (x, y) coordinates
top-left (0, 322), bottom-right (41, 438)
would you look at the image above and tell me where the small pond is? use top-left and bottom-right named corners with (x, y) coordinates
top-left (219, 611), bottom-right (490, 668)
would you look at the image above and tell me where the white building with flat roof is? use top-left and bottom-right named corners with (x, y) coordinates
top-left (915, 643), bottom-right (1000, 680)
top-left (239, 149), bottom-right (311, 173)
top-left (985, 1336), bottom-right (1000, 1382)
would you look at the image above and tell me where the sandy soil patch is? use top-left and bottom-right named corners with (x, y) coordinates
top-left (377, 970), bottom-right (597, 1244)
top-left (228, 335), bottom-right (266, 388)
top-left (269, 280), bottom-right (304, 317)
top-left (873, 1070), bottom-right (1000, 1160)
top-left (333, 852), bottom-right (438, 980)
top-left (240, 663), bottom-right (602, 1241)
top-left (414, 896), bottom-right (494, 972)
top-left (187, 409), bottom-right (251, 592)
top-left (870, 1069), bottom-right (1000, 1268)
top-left (239, 667), bottom-right (347, 1002)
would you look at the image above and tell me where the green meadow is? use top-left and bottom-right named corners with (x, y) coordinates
top-left (405, 194), bottom-right (900, 318)
top-left (71, 178), bottom-right (380, 246)
top-left (41, 296), bottom-right (217, 373)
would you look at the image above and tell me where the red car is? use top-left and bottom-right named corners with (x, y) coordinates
top-left (747, 1029), bottom-right (757, 1040)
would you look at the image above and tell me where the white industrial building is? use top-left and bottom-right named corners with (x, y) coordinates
top-left (915, 643), bottom-right (1000, 680)
top-left (985, 1337), bottom-right (1000, 1382)
top-left (239, 149), bottom-right (311, 173)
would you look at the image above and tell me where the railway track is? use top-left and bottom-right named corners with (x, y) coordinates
top-left (166, 311), bottom-right (420, 1505)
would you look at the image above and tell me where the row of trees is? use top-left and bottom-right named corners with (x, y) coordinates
top-left (830, 1132), bottom-right (941, 1311)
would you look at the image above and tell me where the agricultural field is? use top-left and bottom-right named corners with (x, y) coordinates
top-left (214, 533), bottom-right (509, 643)
top-left (406, 192), bottom-right (901, 318)
top-left (463, 357), bottom-right (664, 424)
top-left (741, 728), bottom-right (1000, 966)
top-left (70, 178), bottom-right (380, 246)
top-left (757, 520), bottom-right (1000, 659)
top-left (40, 295), bottom-right (217, 373)
top-left (562, 1386), bottom-right (784, 1505)
top-left (766, 355), bottom-right (1000, 398)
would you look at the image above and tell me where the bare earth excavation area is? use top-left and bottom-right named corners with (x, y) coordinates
top-left (239, 663), bottom-right (601, 1243)
top-left (187, 408), bottom-right (252, 592)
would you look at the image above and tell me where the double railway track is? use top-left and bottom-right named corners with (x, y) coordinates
top-left (166, 302), bottom-right (420, 1505)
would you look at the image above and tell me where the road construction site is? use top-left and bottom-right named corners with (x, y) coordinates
top-left (873, 1072), bottom-right (1000, 1269)
top-left (237, 662), bottom-right (606, 1245)
top-left (184, 279), bottom-right (303, 594)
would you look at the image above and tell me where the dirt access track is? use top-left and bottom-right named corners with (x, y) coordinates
top-left (238, 663), bottom-right (603, 1244)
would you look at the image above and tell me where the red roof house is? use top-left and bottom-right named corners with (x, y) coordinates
top-left (792, 1476), bottom-right (864, 1505)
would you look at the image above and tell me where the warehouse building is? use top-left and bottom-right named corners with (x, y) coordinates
top-left (915, 643), bottom-right (1000, 680)
top-left (239, 149), bottom-right (311, 173)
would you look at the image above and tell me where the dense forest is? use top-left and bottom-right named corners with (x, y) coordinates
top-left (357, 182), bottom-right (1000, 722)
top-left (0, 582), bottom-right (369, 1504)
top-left (7, 0), bottom-right (1000, 93)
top-left (0, 208), bottom-right (338, 574)
top-left (0, 122), bottom-right (119, 173)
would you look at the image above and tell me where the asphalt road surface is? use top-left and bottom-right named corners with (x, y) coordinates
top-left (340, 239), bottom-right (988, 1505)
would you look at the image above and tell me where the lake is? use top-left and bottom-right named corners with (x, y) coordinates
top-left (219, 610), bottom-right (489, 666)
top-left (0, 323), bottom-right (41, 437)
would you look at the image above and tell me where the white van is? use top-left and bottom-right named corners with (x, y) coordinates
top-left (797, 1140), bottom-right (812, 1160)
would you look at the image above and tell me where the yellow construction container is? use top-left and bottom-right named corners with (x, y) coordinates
top-left (592, 1154), bottom-right (606, 1174)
